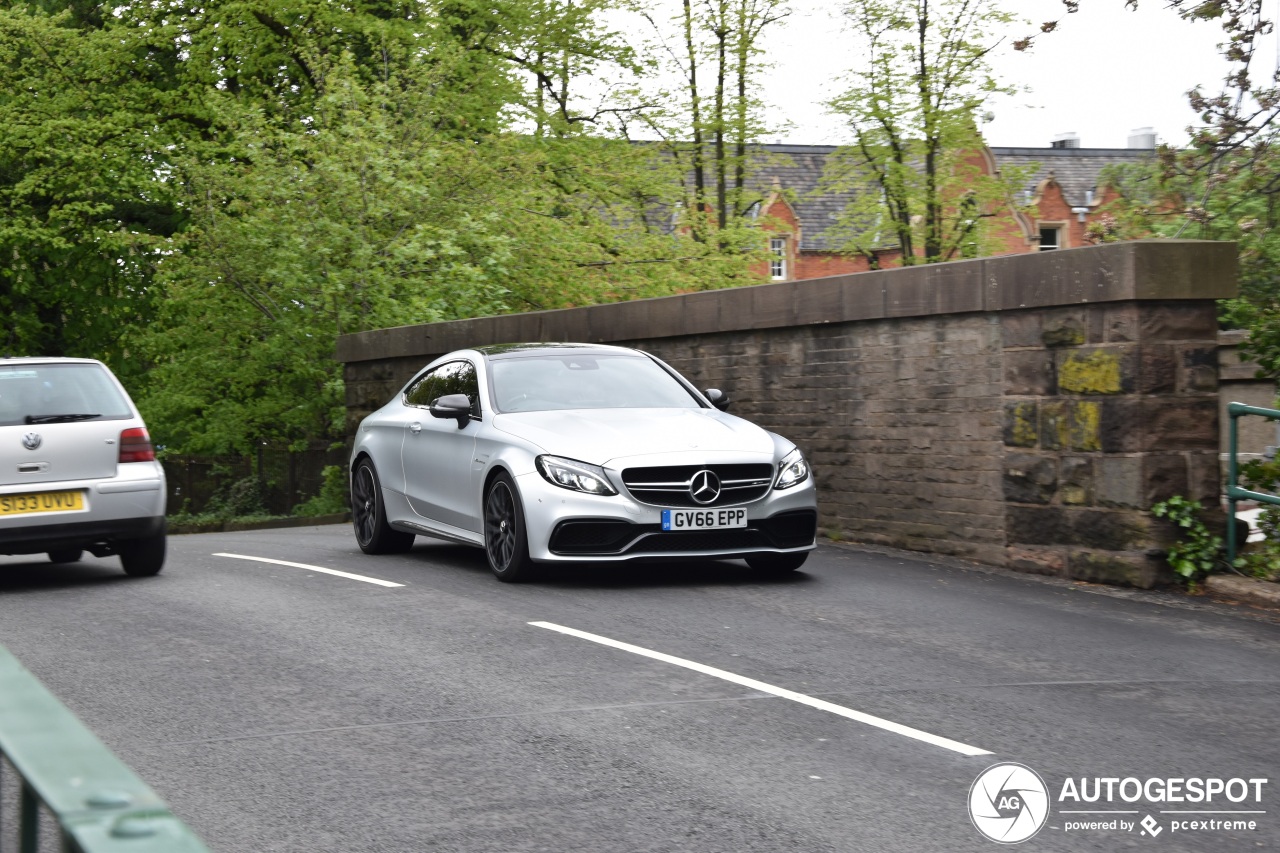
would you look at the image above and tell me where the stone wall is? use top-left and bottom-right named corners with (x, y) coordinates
top-left (337, 240), bottom-right (1237, 587)
top-left (1218, 330), bottom-right (1279, 462)
top-left (1000, 302), bottom-right (1222, 586)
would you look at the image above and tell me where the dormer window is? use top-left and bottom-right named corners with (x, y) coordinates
top-left (1039, 225), bottom-right (1062, 251)
top-left (770, 237), bottom-right (787, 280)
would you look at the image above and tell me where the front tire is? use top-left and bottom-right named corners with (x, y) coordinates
top-left (351, 459), bottom-right (415, 555)
top-left (745, 551), bottom-right (808, 574)
top-left (484, 472), bottom-right (537, 582)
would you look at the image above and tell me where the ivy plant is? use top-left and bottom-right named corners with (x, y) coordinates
top-left (1151, 496), bottom-right (1224, 583)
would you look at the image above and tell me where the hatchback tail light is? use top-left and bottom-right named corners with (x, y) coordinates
top-left (119, 427), bottom-right (156, 463)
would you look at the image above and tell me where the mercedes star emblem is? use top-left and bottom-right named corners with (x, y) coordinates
top-left (22, 432), bottom-right (42, 451)
top-left (689, 469), bottom-right (721, 505)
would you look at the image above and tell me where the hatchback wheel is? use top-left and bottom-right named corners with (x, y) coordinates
top-left (484, 472), bottom-right (537, 582)
top-left (119, 532), bottom-right (166, 577)
top-left (48, 549), bottom-right (83, 564)
top-left (352, 459), bottom-right (415, 554)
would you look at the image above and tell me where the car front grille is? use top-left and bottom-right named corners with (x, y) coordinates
top-left (548, 510), bottom-right (817, 557)
top-left (620, 463), bottom-right (774, 508)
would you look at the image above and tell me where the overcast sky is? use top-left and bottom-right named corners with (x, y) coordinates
top-left (756, 0), bottom-right (1247, 149)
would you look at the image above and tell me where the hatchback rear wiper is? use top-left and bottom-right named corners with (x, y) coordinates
top-left (24, 413), bottom-right (101, 424)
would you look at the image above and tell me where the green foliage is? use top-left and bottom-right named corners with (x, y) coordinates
top-left (2, 0), bottom-right (776, 457)
top-left (1235, 505), bottom-right (1280, 581)
top-left (1151, 496), bottom-right (1225, 583)
top-left (0, 7), bottom-right (198, 385)
top-left (169, 475), bottom-right (272, 525)
top-left (822, 0), bottom-right (1026, 265)
top-left (1231, 460), bottom-right (1280, 581)
top-left (294, 465), bottom-right (350, 517)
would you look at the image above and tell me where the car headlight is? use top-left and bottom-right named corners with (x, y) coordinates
top-left (774, 447), bottom-right (810, 490)
top-left (535, 455), bottom-right (618, 496)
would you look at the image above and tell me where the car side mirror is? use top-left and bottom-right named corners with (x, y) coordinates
top-left (430, 394), bottom-right (473, 428)
top-left (704, 388), bottom-right (731, 411)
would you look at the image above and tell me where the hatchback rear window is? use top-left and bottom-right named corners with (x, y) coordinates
top-left (0, 363), bottom-right (133, 426)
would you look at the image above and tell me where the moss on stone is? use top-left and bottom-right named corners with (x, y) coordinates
top-left (1070, 401), bottom-right (1102, 451)
top-left (1059, 350), bottom-right (1123, 395)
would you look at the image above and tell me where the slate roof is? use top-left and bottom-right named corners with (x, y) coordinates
top-left (741, 144), bottom-right (1154, 253)
top-left (744, 144), bottom-right (849, 253)
top-left (988, 146), bottom-right (1154, 209)
top-left (658, 143), bottom-right (1153, 252)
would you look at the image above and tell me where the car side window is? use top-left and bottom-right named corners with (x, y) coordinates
top-left (404, 361), bottom-right (481, 418)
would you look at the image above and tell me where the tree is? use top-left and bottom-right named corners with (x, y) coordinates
top-left (634, 0), bottom-right (789, 241)
top-left (1026, 4), bottom-right (1280, 378)
top-left (2, 0), bottom-right (770, 460)
top-left (1021, 2), bottom-right (1279, 208)
top-left (0, 7), bottom-right (205, 380)
top-left (822, 0), bottom-right (1025, 265)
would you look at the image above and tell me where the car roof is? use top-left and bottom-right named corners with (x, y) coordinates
top-left (475, 343), bottom-right (645, 361)
top-left (0, 357), bottom-right (103, 366)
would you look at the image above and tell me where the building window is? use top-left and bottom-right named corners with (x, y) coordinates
top-left (1039, 226), bottom-right (1061, 251)
top-left (770, 237), bottom-right (787, 279)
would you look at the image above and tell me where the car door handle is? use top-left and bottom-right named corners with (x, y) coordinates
top-left (408, 422), bottom-right (422, 434)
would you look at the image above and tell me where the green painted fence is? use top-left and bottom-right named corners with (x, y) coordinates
top-left (0, 644), bottom-right (209, 852)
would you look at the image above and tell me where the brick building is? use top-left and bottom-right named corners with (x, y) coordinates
top-left (749, 132), bottom-right (1157, 281)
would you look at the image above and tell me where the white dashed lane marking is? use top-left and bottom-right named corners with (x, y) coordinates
top-left (530, 620), bottom-right (992, 757)
top-left (213, 553), bottom-right (404, 588)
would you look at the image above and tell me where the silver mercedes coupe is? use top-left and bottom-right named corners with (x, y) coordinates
top-left (348, 343), bottom-right (817, 581)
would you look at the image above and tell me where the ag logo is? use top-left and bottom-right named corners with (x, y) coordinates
top-left (969, 762), bottom-right (1050, 844)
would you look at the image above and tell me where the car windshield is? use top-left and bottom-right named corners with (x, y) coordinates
top-left (0, 363), bottom-right (133, 427)
top-left (490, 354), bottom-right (702, 412)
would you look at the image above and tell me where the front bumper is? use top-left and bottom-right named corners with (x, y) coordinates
top-left (515, 469), bottom-right (817, 563)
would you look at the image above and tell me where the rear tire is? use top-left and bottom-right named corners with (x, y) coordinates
top-left (351, 459), bottom-right (415, 554)
top-left (48, 549), bottom-right (83, 564)
top-left (484, 472), bottom-right (537, 582)
top-left (119, 532), bottom-right (166, 577)
top-left (745, 551), bottom-right (808, 574)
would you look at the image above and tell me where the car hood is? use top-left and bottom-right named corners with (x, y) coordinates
top-left (491, 408), bottom-right (776, 466)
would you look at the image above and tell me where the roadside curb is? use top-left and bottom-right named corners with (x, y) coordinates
top-left (169, 513), bottom-right (350, 535)
top-left (1205, 574), bottom-right (1280, 611)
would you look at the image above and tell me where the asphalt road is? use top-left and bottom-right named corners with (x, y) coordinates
top-left (1, 525), bottom-right (1277, 852)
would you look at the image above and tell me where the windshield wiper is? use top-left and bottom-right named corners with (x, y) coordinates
top-left (24, 413), bottom-right (101, 424)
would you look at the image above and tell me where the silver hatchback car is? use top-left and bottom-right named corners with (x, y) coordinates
top-left (0, 358), bottom-right (167, 576)
top-left (349, 343), bottom-right (817, 581)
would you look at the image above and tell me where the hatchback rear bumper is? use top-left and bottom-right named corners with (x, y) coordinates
top-left (0, 515), bottom-right (165, 555)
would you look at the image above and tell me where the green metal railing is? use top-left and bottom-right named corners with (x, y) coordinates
top-left (1226, 401), bottom-right (1280, 565)
top-left (0, 644), bottom-right (210, 852)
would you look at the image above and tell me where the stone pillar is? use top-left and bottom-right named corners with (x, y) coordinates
top-left (1002, 302), bottom-right (1222, 586)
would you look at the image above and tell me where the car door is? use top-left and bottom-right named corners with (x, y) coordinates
top-left (400, 360), bottom-right (480, 531)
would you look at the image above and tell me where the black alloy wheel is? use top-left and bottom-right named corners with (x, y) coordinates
top-left (484, 472), bottom-right (536, 582)
top-left (352, 459), bottom-right (415, 555)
